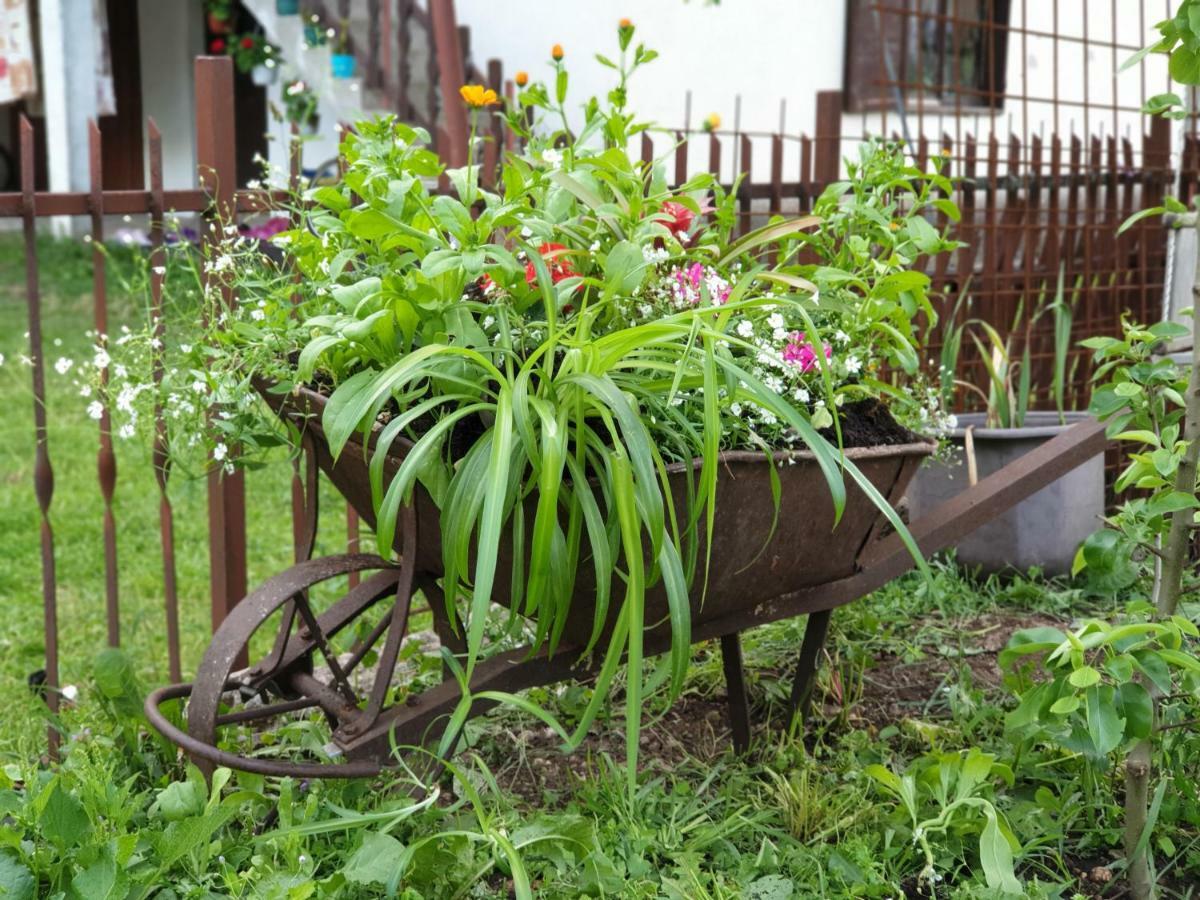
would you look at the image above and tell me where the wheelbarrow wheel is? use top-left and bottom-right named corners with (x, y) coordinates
top-left (175, 506), bottom-right (424, 779)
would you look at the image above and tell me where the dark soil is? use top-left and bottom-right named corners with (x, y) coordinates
top-left (483, 611), bottom-right (1060, 808)
top-left (481, 693), bottom-right (732, 805)
top-left (820, 397), bottom-right (925, 449)
top-left (843, 610), bottom-right (1062, 729)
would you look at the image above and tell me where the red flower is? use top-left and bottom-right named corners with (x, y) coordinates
top-left (240, 36), bottom-right (255, 50)
top-left (660, 201), bottom-right (695, 237)
top-left (523, 242), bottom-right (577, 287)
top-left (209, 38), bottom-right (226, 53)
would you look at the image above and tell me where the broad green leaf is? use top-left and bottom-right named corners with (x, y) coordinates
top-left (978, 808), bottom-right (1022, 894)
top-left (39, 782), bottom-right (89, 848)
top-left (343, 831), bottom-right (404, 886)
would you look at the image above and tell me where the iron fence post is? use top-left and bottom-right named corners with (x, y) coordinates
top-left (195, 56), bottom-right (248, 635)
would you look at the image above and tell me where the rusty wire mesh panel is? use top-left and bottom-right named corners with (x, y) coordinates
top-left (840, 0), bottom-right (1177, 415)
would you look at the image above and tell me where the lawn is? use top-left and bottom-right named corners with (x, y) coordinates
top-left (0, 235), bottom-right (1196, 897)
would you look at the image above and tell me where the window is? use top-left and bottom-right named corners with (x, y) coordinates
top-left (843, 0), bottom-right (1012, 113)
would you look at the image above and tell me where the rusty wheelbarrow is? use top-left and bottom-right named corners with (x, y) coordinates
top-left (145, 386), bottom-right (1108, 779)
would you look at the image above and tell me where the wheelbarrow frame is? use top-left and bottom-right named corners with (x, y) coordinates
top-left (145, 416), bottom-right (1108, 779)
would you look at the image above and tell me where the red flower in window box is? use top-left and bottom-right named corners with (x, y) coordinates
top-left (241, 36), bottom-right (256, 50)
top-left (524, 242), bottom-right (577, 287)
top-left (660, 201), bottom-right (694, 237)
top-left (209, 38), bottom-right (226, 54)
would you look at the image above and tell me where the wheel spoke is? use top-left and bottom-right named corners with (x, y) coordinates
top-left (294, 594), bottom-right (359, 705)
top-left (215, 695), bottom-right (320, 727)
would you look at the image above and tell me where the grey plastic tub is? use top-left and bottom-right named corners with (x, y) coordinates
top-left (905, 411), bottom-right (1105, 576)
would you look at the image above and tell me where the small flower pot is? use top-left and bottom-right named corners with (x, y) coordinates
top-left (905, 411), bottom-right (1105, 576)
top-left (303, 24), bottom-right (326, 47)
top-left (207, 11), bottom-right (233, 34)
top-left (330, 53), bottom-right (356, 79)
top-left (251, 64), bottom-right (277, 87)
top-left (275, 0), bottom-right (300, 13)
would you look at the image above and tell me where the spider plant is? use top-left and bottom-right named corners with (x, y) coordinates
top-left (209, 24), bottom-right (959, 794)
top-left (941, 268), bottom-right (1077, 428)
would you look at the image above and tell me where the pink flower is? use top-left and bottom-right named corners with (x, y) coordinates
top-left (673, 262), bottom-right (705, 303)
top-left (782, 332), bottom-right (832, 373)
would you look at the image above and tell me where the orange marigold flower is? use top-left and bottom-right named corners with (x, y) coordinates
top-left (515, 70), bottom-right (529, 87)
top-left (889, 221), bottom-right (901, 231)
top-left (551, 43), bottom-right (564, 60)
top-left (459, 84), bottom-right (499, 107)
top-left (619, 17), bottom-right (633, 28)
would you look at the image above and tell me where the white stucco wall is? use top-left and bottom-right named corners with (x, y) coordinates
top-left (455, 0), bottom-right (845, 180)
top-left (138, 0), bottom-right (206, 190)
top-left (452, 0), bottom-right (1176, 180)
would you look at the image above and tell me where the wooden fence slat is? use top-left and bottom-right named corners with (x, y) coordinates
top-left (738, 135), bottom-right (753, 237)
top-left (769, 134), bottom-right (783, 216)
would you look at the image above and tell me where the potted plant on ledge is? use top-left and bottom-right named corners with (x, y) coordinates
top-left (228, 32), bottom-right (281, 86)
top-left (906, 273), bottom-right (1104, 575)
top-left (330, 19), bottom-right (355, 79)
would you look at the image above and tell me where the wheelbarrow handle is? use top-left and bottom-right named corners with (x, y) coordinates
top-left (861, 415), bottom-right (1109, 574)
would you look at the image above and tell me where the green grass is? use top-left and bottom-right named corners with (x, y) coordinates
top-left (2, 236), bottom-right (1196, 896)
top-left (0, 234), bottom-right (355, 748)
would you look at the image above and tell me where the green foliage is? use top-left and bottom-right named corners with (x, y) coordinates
top-left (1074, 316), bottom-right (1194, 589)
top-left (1123, 0), bottom-right (1200, 86)
top-left (1002, 613), bottom-right (1200, 760)
top-left (939, 269), bottom-right (1076, 428)
top-left (866, 748), bottom-right (1022, 894)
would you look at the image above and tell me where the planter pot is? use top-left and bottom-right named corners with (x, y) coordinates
top-left (265, 383), bottom-right (935, 645)
top-left (303, 24), bottom-right (326, 47)
top-left (207, 12), bottom-right (233, 34)
top-left (330, 53), bottom-right (356, 79)
top-left (275, 0), bottom-right (300, 13)
top-left (250, 64), bottom-right (278, 87)
top-left (906, 411), bottom-right (1104, 576)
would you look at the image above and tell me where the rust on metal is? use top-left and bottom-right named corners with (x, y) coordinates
top-left (88, 119), bottom-right (120, 647)
top-left (719, 633), bottom-right (751, 753)
top-left (195, 56), bottom-right (248, 634)
top-left (147, 387), bottom-right (1108, 781)
top-left (21, 116), bottom-right (58, 757)
top-left (146, 118), bottom-right (182, 682)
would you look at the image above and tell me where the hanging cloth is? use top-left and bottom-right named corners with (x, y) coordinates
top-left (0, 0), bottom-right (39, 105)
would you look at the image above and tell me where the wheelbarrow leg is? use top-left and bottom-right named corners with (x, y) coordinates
top-left (788, 609), bottom-right (832, 725)
top-left (719, 633), bottom-right (751, 753)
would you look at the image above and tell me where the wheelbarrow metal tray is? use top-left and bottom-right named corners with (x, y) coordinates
top-left (269, 384), bottom-right (936, 644)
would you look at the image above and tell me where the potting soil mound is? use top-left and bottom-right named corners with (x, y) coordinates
top-left (819, 398), bottom-right (924, 448)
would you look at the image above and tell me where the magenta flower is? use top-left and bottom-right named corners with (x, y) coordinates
top-left (782, 331), bottom-right (832, 373)
top-left (673, 262), bottom-right (705, 303)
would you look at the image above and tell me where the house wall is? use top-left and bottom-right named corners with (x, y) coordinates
top-left (453, 0), bottom-right (1176, 181)
top-left (137, 0), bottom-right (206, 190)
